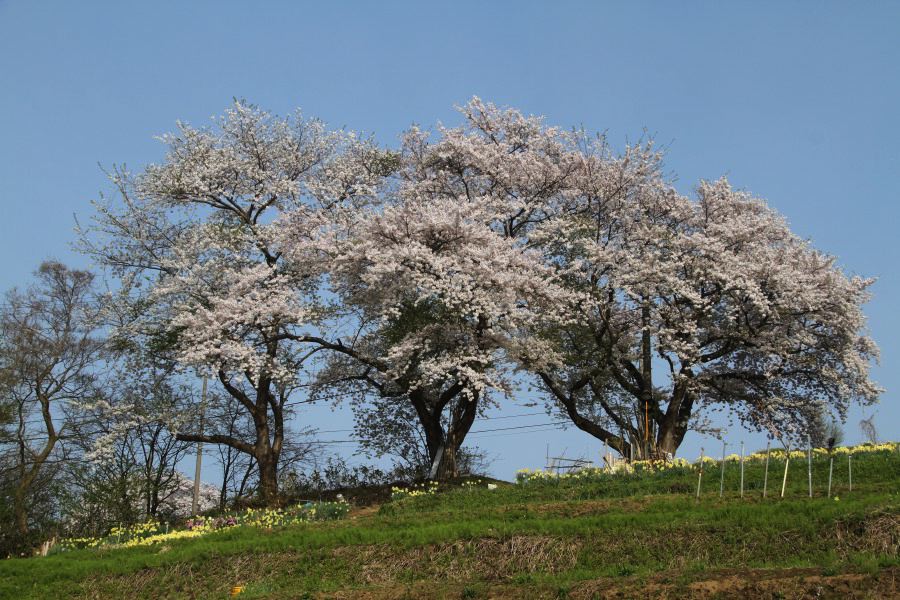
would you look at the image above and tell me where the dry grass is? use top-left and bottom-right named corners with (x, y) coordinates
top-left (76, 511), bottom-right (899, 598)
top-left (334, 535), bottom-right (581, 584)
top-left (832, 510), bottom-right (900, 557)
top-left (568, 567), bottom-right (900, 600)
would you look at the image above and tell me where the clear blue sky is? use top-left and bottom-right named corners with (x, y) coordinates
top-left (1, 1), bottom-right (897, 480)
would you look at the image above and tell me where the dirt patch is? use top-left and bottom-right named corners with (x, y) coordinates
top-left (315, 568), bottom-right (900, 600)
top-left (348, 504), bottom-right (382, 521)
top-left (568, 567), bottom-right (900, 600)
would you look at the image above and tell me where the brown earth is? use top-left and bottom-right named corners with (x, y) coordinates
top-left (317, 567), bottom-right (899, 599)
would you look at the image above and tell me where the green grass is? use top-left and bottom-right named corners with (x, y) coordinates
top-left (2, 446), bottom-right (898, 599)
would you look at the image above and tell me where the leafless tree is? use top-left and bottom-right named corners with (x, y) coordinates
top-left (859, 416), bottom-right (878, 444)
top-left (0, 262), bottom-right (104, 551)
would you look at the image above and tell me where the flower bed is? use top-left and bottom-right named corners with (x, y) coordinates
top-left (515, 442), bottom-right (898, 484)
top-left (56, 499), bottom-right (350, 552)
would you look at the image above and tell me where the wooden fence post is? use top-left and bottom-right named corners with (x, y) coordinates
top-left (762, 440), bottom-right (771, 498)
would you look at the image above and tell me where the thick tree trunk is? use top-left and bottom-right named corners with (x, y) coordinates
top-left (256, 453), bottom-right (279, 505)
top-left (652, 375), bottom-right (696, 457)
top-left (11, 430), bottom-right (56, 553)
top-left (13, 487), bottom-right (28, 543)
top-left (417, 388), bottom-right (480, 481)
top-left (254, 412), bottom-right (281, 505)
top-left (430, 393), bottom-right (479, 480)
top-left (432, 444), bottom-right (457, 480)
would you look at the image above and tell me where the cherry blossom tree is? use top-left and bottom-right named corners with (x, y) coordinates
top-left (531, 169), bottom-right (881, 458)
top-left (304, 100), bottom-right (588, 477)
top-left (401, 99), bottom-right (880, 460)
top-left (80, 96), bottom-right (882, 484)
top-left (79, 101), bottom-right (391, 503)
top-left (294, 194), bottom-right (563, 479)
top-left (72, 359), bottom-right (194, 523)
top-left (288, 101), bottom-right (576, 478)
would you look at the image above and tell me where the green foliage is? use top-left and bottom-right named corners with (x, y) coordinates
top-left (381, 298), bottom-right (444, 346)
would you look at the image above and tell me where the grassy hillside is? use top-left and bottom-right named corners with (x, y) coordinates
top-left (2, 444), bottom-right (898, 599)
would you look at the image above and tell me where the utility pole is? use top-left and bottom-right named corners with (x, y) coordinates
top-left (641, 301), bottom-right (652, 460)
top-left (192, 375), bottom-right (208, 517)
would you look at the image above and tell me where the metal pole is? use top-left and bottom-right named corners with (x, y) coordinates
top-left (192, 375), bottom-right (208, 517)
top-left (696, 448), bottom-right (704, 499)
top-left (603, 439), bottom-right (609, 471)
top-left (848, 452), bottom-right (852, 492)
top-left (827, 455), bottom-right (834, 498)
top-left (740, 441), bottom-right (745, 498)
top-left (719, 439), bottom-right (727, 498)
top-left (807, 434), bottom-right (813, 498)
top-left (762, 440), bottom-right (771, 498)
top-left (781, 443), bottom-right (790, 498)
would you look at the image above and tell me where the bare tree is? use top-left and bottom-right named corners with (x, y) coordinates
top-left (0, 262), bottom-right (103, 551)
top-left (859, 416), bottom-right (878, 444)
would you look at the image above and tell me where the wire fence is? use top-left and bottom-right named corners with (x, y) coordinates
top-left (520, 438), bottom-right (899, 501)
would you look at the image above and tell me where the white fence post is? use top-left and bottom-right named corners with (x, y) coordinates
top-left (696, 447), bottom-right (705, 499)
top-left (848, 452), bottom-right (853, 493)
top-left (719, 439), bottom-right (727, 498)
top-left (807, 435), bottom-right (813, 498)
top-left (781, 443), bottom-right (790, 498)
top-left (827, 454), bottom-right (834, 498)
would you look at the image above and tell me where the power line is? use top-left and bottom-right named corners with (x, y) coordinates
top-left (18, 408), bottom-right (550, 435)
top-left (471, 425), bottom-right (567, 439)
top-left (469, 420), bottom-right (569, 435)
top-left (306, 412), bottom-right (550, 435)
top-left (4, 422), bottom-right (574, 470)
top-left (7, 416), bottom-right (570, 447)
top-left (295, 420), bottom-right (572, 445)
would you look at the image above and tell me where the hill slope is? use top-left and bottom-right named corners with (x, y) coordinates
top-left (2, 445), bottom-right (898, 599)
